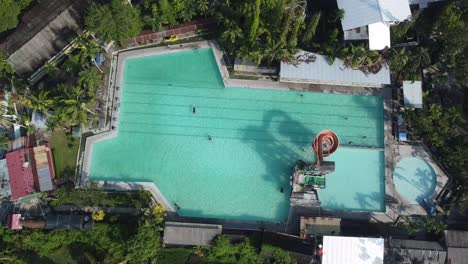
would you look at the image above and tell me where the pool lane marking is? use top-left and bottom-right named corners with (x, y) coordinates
top-left (120, 111), bottom-right (381, 129)
top-left (122, 90), bottom-right (383, 110)
top-left (118, 121), bottom-right (384, 140)
top-left (115, 129), bottom-right (385, 149)
top-left (121, 101), bottom-right (382, 119)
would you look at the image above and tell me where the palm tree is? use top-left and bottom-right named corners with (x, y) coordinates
top-left (78, 67), bottom-right (101, 96)
top-left (74, 32), bottom-right (102, 72)
top-left (197, 0), bottom-right (209, 17)
top-left (23, 83), bottom-right (54, 114)
top-left (343, 44), bottom-right (385, 74)
top-left (406, 47), bottom-right (430, 80)
top-left (264, 39), bottom-right (296, 65)
top-left (56, 84), bottom-right (96, 126)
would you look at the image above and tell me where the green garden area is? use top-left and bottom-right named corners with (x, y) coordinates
top-left (49, 129), bottom-right (79, 179)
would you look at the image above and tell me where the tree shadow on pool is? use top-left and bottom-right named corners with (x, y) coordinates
top-left (240, 110), bottom-right (315, 185)
top-left (393, 167), bottom-right (436, 203)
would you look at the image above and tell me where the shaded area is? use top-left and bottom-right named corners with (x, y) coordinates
top-left (393, 157), bottom-right (437, 204)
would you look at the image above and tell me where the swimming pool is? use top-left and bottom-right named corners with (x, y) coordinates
top-left (89, 48), bottom-right (385, 222)
top-left (393, 157), bottom-right (436, 204)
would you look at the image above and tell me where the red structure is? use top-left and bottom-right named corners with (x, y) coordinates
top-left (5, 144), bottom-right (56, 200)
top-left (6, 149), bottom-right (35, 199)
top-left (7, 214), bottom-right (22, 230)
top-left (312, 130), bottom-right (339, 166)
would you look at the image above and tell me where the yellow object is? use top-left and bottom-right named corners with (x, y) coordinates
top-left (169, 35), bottom-right (178, 42)
top-left (152, 204), bottom-right (166, 224)
top-left (92, 210), bottom-right (105, 221)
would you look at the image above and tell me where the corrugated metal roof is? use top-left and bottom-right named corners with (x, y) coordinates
top-left (6, 149), bottom-right (35, 200)
top-left (280, 51), bottom-right (390, 87)
top-left (337, 0), bottom-right (412, 30)
top-left (386, 239), bottom-right (446, 264)
top-left (447, 247), bottom-right (468, 264)
top-left (403, 81), bottom-right (423, 108)
top-left (163, 222), bottom-right (222, 246)
top-left (46, 214), bottom-right (92, 230)
top-left (36, 166), bottom-right (53, 192)
top-left (445, 230), bottom-right (468, 248)
top-left (0, 0), bottom-right (86, 76)
top-left (32, 145), bottom-right (55, 192)
top-left (323, 236), bottom-right (384, 264)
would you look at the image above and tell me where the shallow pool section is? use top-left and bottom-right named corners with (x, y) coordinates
top-left (393, 157), bottom-right (436, 204)
top-left (90, 48), bottom-right (385, 222)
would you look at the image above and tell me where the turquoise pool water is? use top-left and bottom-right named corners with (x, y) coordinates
top-left (90, 48), bottom-right (385, 222)
top-left (393, 157), bottom-right (436, 204)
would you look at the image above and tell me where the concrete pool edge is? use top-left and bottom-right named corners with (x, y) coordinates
top-left (394, 144), bottom-right (449, 203)
top-left (79, 40), bottom-right (389, 222)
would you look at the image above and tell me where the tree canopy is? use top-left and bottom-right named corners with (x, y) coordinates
top-left (85, 0), bottom-right (143, 42)
top-left (0, 0), bottom-right (31, 33)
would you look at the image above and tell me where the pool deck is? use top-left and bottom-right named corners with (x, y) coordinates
top-left (385, 143), bottom-right (449, 216)
top-left (79, 40), bottom-right (451, 227)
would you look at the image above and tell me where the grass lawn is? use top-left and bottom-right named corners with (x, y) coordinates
top-left (49, 129), bottom-right (79, 178)
top-left (157, 248), bottom-right (193, 264)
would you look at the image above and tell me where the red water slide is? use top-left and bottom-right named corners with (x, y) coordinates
top-left (312, 130), bottom-right (339, 165)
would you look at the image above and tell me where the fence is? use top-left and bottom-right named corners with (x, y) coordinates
top-left (120, 19), bottom-right (216, 47)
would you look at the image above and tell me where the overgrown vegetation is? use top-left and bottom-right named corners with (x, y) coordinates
top-left (85, 0), bottom-right (143, 42)
top-left (402, 217), bottom-right (448, 237)
top-left (0, 0), bottom-right (32, 33)
top-left (195, 235), bottom-right (296, 264)
top-left (397, 0), bottom-right (468, 182)
top-left (50, 186), bottom-right (152, 208)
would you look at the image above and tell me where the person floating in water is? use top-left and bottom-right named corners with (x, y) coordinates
top-left (280, 187), bottom-right (284, 193)
top-left (208, 135), bottom-right (212, 141)
top-left (174, 202), bottom-right (180, 210)
top-left (344, 117), bottom-right (349, 120)
top-left (348, 141), bottom-right (353, 145)
top-left (192, 106), bottom-right (196, 114)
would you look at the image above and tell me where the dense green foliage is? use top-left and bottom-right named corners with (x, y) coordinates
top-left (141, 0), bottom-right (212, 31)
top-left (0, 221), bottom-right (158, 263)
top-left (199, 235), bottom-right (296, 264)
top-left (51, 186), bottom-right (151, 208)
top-left (85, 0), bottom-right (142, 41)
top-left (0, 0), bottom-right (31, 33)
top-left (157, 248), bottom-right (193, 264)
top-left (397, 0), bottom-right (468, 180)
top-left (402, 217), bottom-right (447, 236)
top-left (18, 34), bottom-right (103, 127)
top-left (216, 0), bottom-right (307, 65)
top-left (1, 190), bottom-right (162, 263)
top-left (0, 51), bottom-right (14, 78)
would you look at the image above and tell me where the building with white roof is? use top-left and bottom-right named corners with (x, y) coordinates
top-left (280, 51), bottom-right (391, 87)
top-left (322, 236), bottom-right (384, 264)
top-left (337, 0), bottom-right (412, 50)
top-left (403, 80), bottom-right (423, 108)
